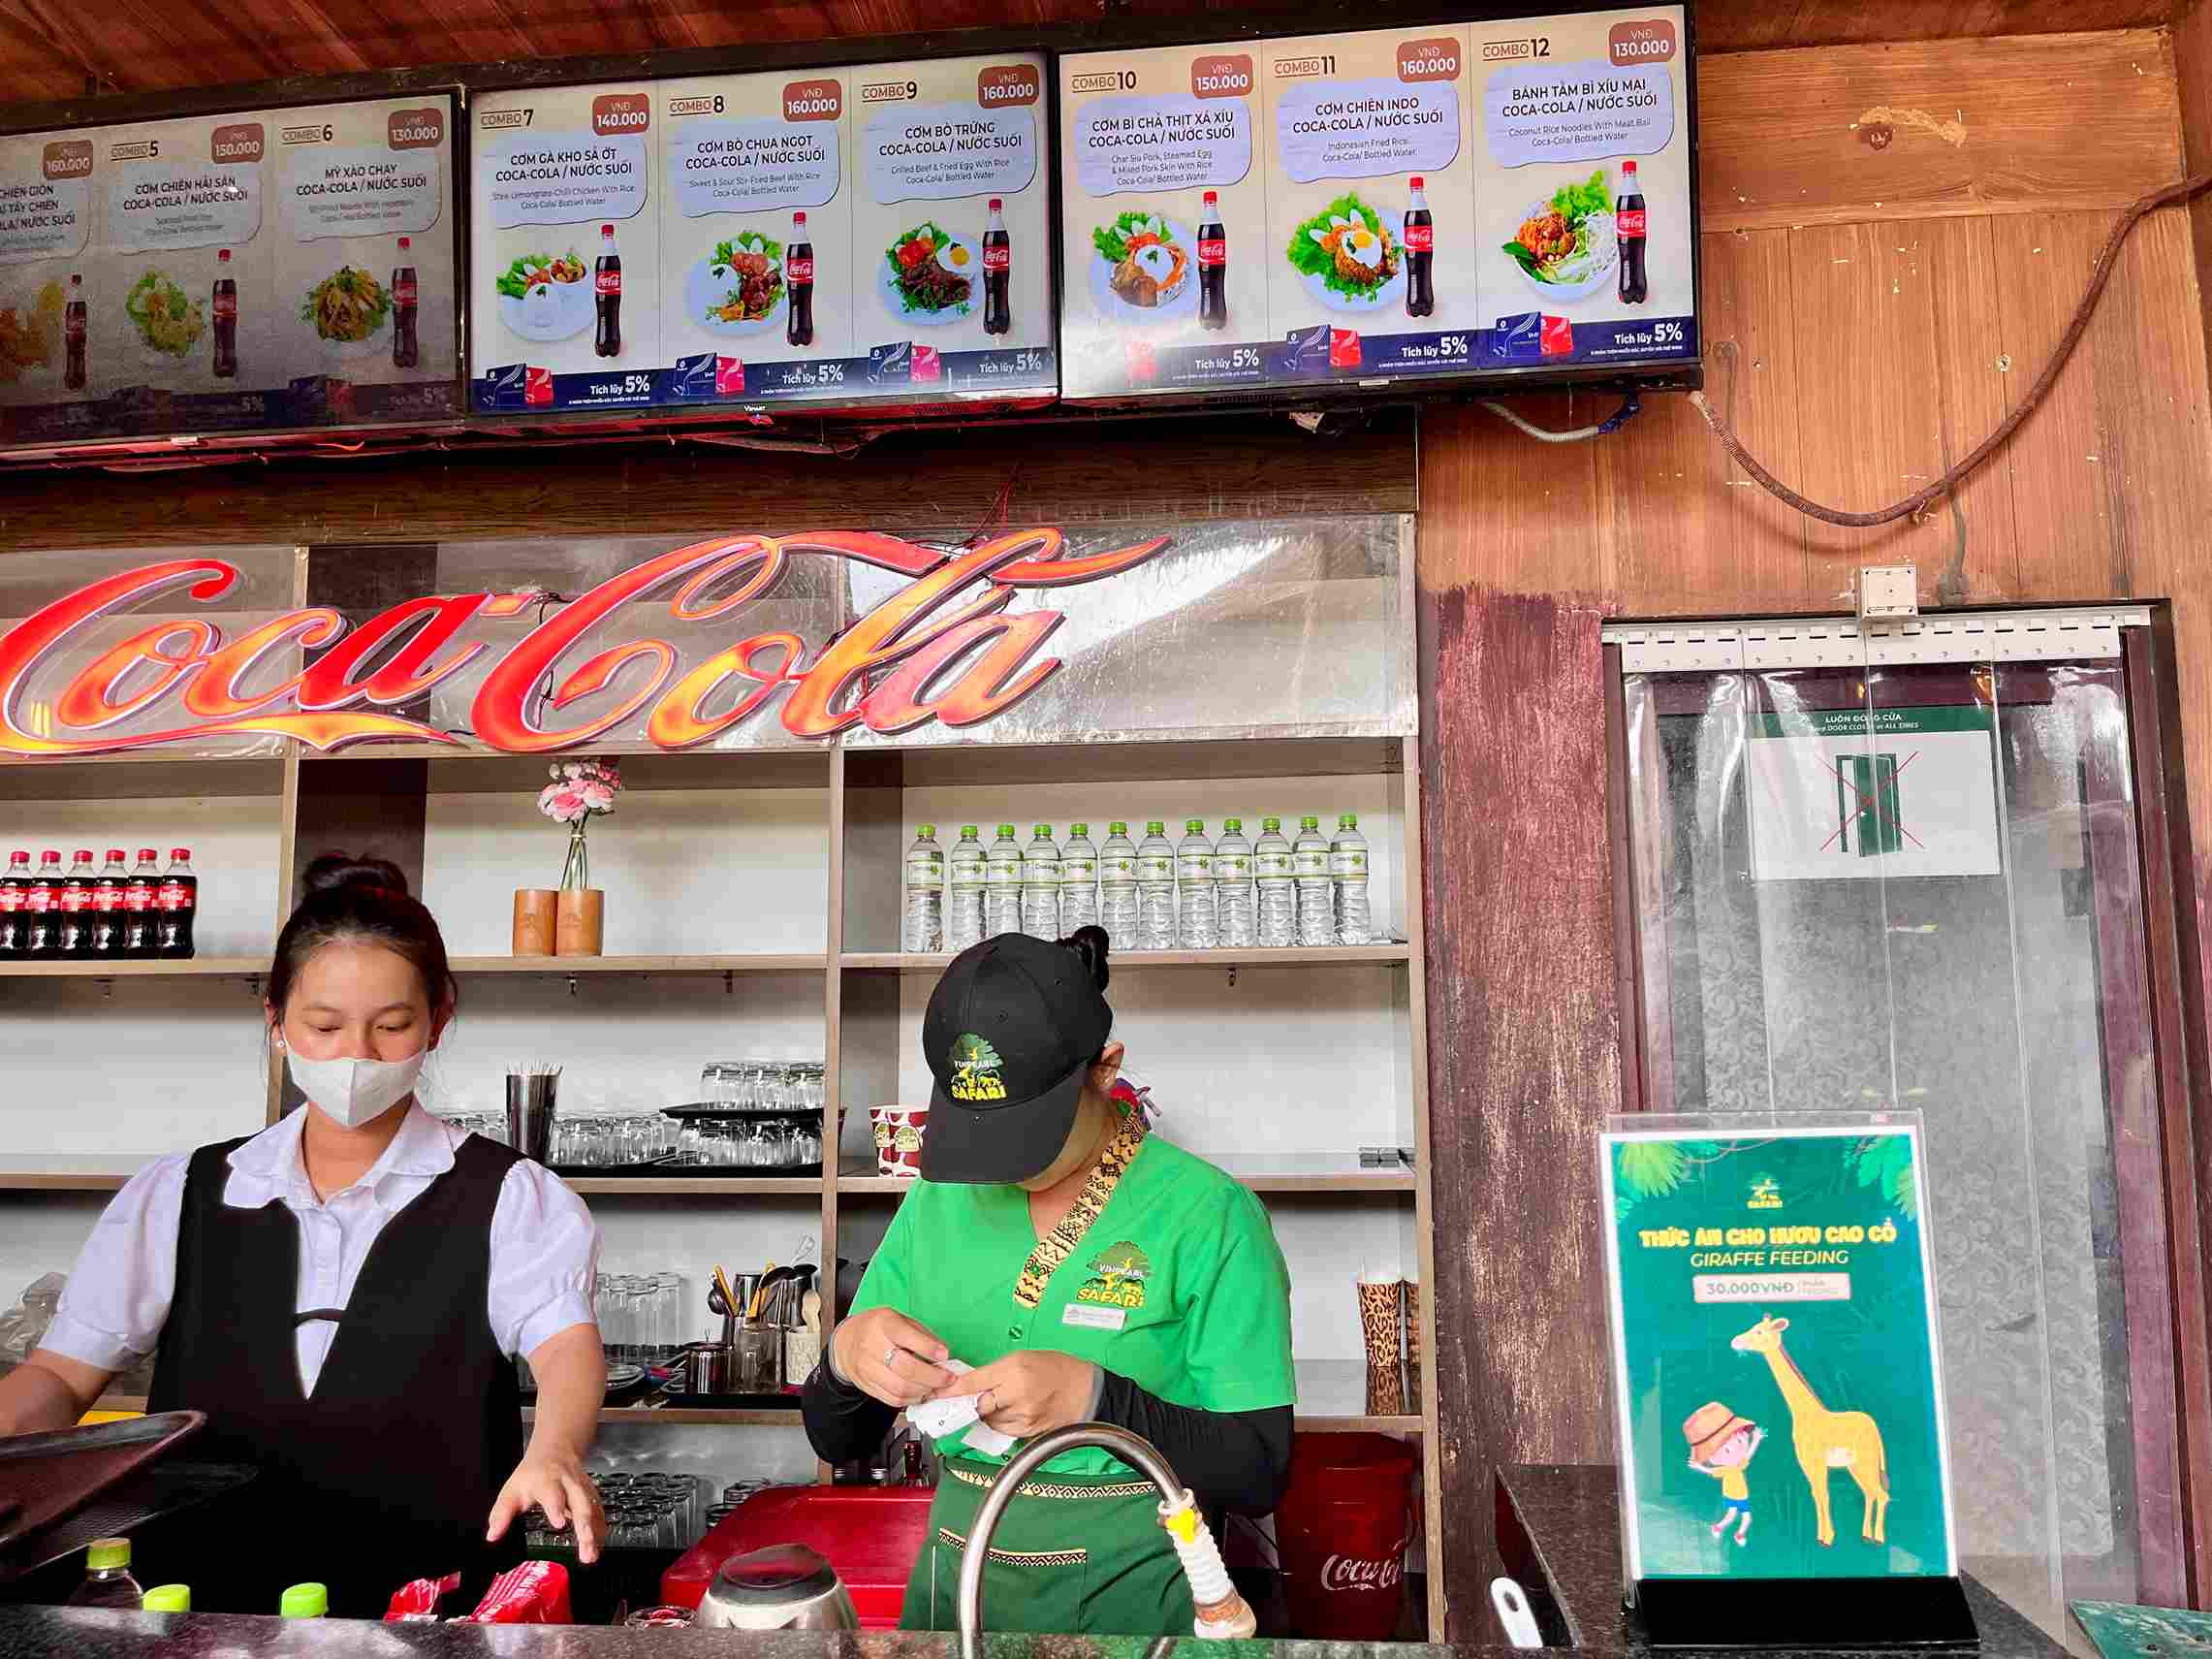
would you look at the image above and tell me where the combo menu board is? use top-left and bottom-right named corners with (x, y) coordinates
top-left (0, 97), bottom-right (458, 446)
top-left (470, 53), bottom-right (1055, 415)
top-left (1058, 8), bottom-right (1693, 399)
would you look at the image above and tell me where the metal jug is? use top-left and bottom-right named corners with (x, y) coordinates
top-left (695, 1544), bottom-right (860, 1633)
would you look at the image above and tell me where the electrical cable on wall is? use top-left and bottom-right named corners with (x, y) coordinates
top-left (1699, 171), bottom-right (2209, 526)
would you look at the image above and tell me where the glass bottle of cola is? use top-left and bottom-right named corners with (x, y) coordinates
top-left (787, 211), bottom-right (814, 348)
top-left (1196, 191), bottom-right (1227, 332)
top-left (1617, 160), bottom-right (1648, 305)
top-left (982, 198), bottom-right (1011, 335)
top-left (1404, 176), bottom-right (1434, 318)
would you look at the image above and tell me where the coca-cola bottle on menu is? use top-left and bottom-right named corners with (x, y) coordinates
top-left (0, 851), bottom-right (26, 956)
top-left (156, 849), bottom-right (197, 960)
top-left (211, 249), bottom-right (237, 378)
top-left (1616, 159), bottom-right (1648, 305)
top-left (1196, 191), bottom-right (1227, 332)
top-left (982, 198), bottom-right (1011, 336)
top-left (392, 236), bottom-right (419, 369)
top-left (24, 850), bottom-right (60, 960)
top-left (56, 849), bottom-right (94, 959)
top-left (1404, 176), bottom-right (1434, 318)
top-left (89, 848), bottom-right (127, 959)
top-left (786, 212), bottom-right (814, 348)
top-left (63, 275), bottom-right (85, 392)
top-left (594, 224), bottom-right (622, 358)
top-left (121, 849), bottom-right (159, 960)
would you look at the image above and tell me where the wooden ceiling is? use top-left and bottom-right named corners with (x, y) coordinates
top-left (0, 0), bottom-right (2178, 111)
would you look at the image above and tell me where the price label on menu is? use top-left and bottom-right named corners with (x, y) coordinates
top-left (1058, 6), bottom-right (1695, 402)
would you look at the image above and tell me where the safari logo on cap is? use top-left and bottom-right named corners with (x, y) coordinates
top-left (947, 1033), bottom-right (1007, 1101)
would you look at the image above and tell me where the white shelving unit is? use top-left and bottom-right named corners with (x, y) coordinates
top-left (0, 718), bottom-right (1439, 1634)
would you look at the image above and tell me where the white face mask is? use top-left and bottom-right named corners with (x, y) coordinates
top-left (285, 1048), bottom-right (427, 1130)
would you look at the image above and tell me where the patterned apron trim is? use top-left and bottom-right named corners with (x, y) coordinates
top-left (937, 1527), bottom-right (1089, 1569)
top-left (946, 1464), bottom-right (1155, 1501)
top-left (1013, 1108), bottom-right (1150, 1310)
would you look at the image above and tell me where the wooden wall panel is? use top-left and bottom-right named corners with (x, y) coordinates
top-left (1598, 229), bottom-right (1807, 615)
top-left (1699, 31), bottom-right (2183, 234)
top-left (1417, 579), bottom-right (1619, 1643)
top-left (1416, 27), bottom-right (2212, 1633)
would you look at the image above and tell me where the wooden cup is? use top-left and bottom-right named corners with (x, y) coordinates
top-left (555, 888), bottom-right (605, 957)
top-left (512, 890), bottom-right (558, 957)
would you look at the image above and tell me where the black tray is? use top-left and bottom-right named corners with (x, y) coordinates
top-left (660, 1102), bottom-right (822, 1122)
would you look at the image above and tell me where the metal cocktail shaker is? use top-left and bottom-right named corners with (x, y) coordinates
top-left (505, 1072), bottom-right (557, 1164)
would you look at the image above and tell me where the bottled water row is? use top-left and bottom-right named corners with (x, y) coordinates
top-left (902, 815), bottom-right (1374, 953)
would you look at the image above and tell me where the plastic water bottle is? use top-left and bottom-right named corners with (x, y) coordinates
top-left (1255, 815), bottom-right (1295, 946)
top-left (984, 823), bottom-right (1024, 938)
top-left (1136, 820), bottom-right (1177, 949)
top-left (1060, 822), bottom-right (1100, 932)
top-left (1021, 823), bottom-right (1061, 939)
top-left (901, 824), bottom-right (944, 952)
top-left (67, 1539), bottom-right (142, 1610)
top-left (1294, 814), bottom-right (1333, 946)
top-left (1176, 818), bottom-right (1217, 949)
top-left (1101, 821), bottom-right (1140, 941)
top-left (1331, 812), bottom-right (1372, 944)
top-left (946, 825), bottom-right (987, 951)
top-left (1216, 816), bottom-right (1255, 947)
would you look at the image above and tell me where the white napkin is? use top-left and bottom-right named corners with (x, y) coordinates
top-left (906, 1358), bottom-right (1016, 1455)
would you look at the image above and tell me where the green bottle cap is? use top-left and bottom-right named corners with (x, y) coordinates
top-left (280, 1583), bottom-right (329, 1619)
top-left (1224, 817), bottom-right (1243, 832)
top-left (142, 1585), bottom-right (191, 1614)
top-left (1301, 814), bottom-right (1320, 830)
top-left (1108, 821), bottom-right (1127, 836)
top-left (86, 1539), bottom-right (129, 1572)
top-left (1032, 823), bottom-right (1052, 837)
top-left (1263, 816), bottom-right (1281, 832)
top-left (996, 824), bottom-right (1016, 837)
top-left (1339, 813), bottom-right (1358, 829)
top-left (917, 823), bottom-right (936, 838)
top-left (1146, 821), bottom-right (1164, 836)
top-left (1185, 818), bottom-right (1204, 833)
top-left (1070, 822), bottom-right (1089, 836)
top-left (959, 825), bottom-right (978, 838)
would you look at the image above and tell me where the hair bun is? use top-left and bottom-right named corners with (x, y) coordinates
top-left (301, 852), bottom-right (410, 899)
top-left (1058, 924), bottom-right (1112, 993)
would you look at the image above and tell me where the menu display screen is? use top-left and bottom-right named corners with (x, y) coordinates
top-left (1058, 7), bottom-right (1694, 400)
top-left (0, 96), bottom-right (459, 447)
top-left (469, 52), bottom-right (1055, 415)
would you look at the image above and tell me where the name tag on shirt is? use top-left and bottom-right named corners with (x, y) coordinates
top-left (1063, 1304), bottom-right (1126, 1333)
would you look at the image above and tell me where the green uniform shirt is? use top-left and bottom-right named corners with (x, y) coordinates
top-left (849, 1133), bottom-right (1297, 1480)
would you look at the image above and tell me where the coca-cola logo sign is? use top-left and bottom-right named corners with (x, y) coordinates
top-left (1319, 1546), bottom-right (1410, 1594)
top-left (0, 528), bottom-right (1170, 758)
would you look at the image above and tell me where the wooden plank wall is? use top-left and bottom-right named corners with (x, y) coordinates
top-left (1417, 25), bottom-right (2212, 1636)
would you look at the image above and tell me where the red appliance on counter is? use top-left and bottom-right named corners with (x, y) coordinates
top-left (662, 1485), bottom-right (934, 1627)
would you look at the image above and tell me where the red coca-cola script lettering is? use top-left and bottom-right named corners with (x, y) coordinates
top-left (0, 531), bottom-right (1170, 757)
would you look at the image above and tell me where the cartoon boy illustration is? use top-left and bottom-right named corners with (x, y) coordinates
top-left (1683, 1401), bottom-right (1765, 1546)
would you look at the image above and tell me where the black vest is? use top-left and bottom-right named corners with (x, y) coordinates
top-left (142, 1132), bottom-right (526, 1616)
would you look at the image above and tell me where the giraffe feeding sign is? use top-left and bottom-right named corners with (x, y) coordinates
top-left (1599, 1120), bottom-right (1956, 1582)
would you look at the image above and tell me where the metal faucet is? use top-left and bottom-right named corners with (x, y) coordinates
top-left (957, 1422), bottom-right (1196, 1659)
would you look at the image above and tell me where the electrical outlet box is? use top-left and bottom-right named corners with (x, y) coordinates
top-left (1858, 565), bottom-right (1919, 621)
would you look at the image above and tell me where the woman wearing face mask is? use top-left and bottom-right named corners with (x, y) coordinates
top-left (802, 926), bottom-right (1296, 1637)
top-left (0, 854), bottom-right (606, 1615)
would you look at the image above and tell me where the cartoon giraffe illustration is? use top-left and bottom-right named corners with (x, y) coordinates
top-left (1731, 1315), bottom-right (1888, 1548)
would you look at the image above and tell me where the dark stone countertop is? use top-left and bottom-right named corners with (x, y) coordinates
top-left (1496, 1465), bottom-right (2070, 1659)
top-left (0, 1610), bottom-right (1494, 1658)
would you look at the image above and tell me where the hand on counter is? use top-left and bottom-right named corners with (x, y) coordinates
top-left (958, 1350), bottom-right (1100, 1441)
top-left (488, 1446), bottom-right (605, 1564)
top-left (830, 1306), bottom-right (957, 1408)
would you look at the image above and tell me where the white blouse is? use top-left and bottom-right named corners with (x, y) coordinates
top-left (44, 1102), bottom-right (601, 1397)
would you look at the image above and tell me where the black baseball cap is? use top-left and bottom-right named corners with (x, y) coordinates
top-left (921, 933), bottom-right (1113, 1184)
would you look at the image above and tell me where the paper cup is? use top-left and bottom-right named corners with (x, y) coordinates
top-left (870, 1106), bottom-right (928, 1177)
